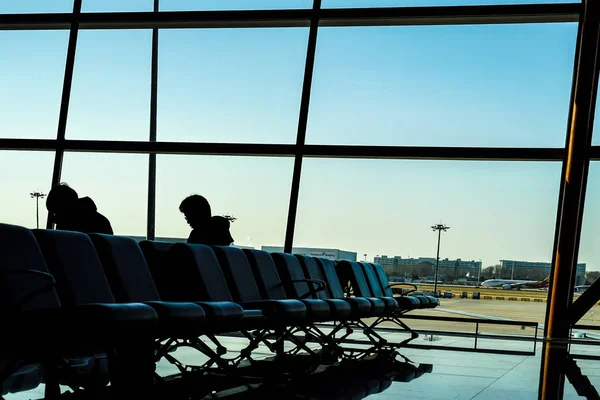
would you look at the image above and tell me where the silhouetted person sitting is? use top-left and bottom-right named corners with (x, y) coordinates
top-left (46, 183), bottom-right (113, 234)
top-left (179, 195), bottom-right (234, 246)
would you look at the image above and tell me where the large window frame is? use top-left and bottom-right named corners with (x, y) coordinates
top-left (0, 1), bottom-right (598, 399)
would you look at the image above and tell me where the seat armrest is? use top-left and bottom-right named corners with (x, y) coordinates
top-left (0, 269), bottom-right (57, 312)
top-left (290, 279), bottom-right (327, 299)
top-left (387, 283), bottom-right (418, 296)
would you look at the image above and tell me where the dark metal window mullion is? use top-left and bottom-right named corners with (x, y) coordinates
top-left (147, 0), bottom-right (159, 240)
top-left (47, 0), bottom-right (82, 229)
top-left (284, 0), bottom-right (321, 254)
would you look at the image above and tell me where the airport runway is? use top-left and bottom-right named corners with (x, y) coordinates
top-left (411, 283), bottom-right (550, 299)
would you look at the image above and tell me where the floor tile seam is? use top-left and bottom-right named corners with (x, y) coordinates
top-left (468, 352), bottom-right (533, 400)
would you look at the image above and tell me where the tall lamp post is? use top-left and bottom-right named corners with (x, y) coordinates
top-left (30, 191), bottom-right (46, 229)
top-left (431, 224), bottom-right (450, 296)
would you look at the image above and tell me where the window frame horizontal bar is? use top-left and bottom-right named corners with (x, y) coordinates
top-left (0, 139), bottom-right (566, 161)
top-left (0, 3), bottom-right (580, 31)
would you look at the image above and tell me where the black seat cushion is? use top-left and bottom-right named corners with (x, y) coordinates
top-left (298, 299), bottom-right (331, 320)
top-left (394, 296), bottom-right (421, 311)
top-left (415, 296), bottom-right (432, 307)
top-left (144, 301), bottom-right (206, 335)
top-left (322, 298), bottom-right (352, 318)
top-left (365, 298), bottom-right (385, 316)
top-left (377, 296), bottom-right (398, 314)
top-left (342, 297), bottom-right (373, 318)
top-left (240, 299), bottom-right (306, 321)
top-left (425, 296), bottom-right (440, 308)
top-left (194, 301), bottom-right (245, 321)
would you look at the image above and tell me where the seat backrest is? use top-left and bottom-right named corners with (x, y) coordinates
top-left (211, 246), bottom-right (263, 303)
top-left (139, 240), bottom-right (173, 293)
top-left (166, 243), bottom-right (234, 302)
top-left (243, 249), bottom-right (288, 300)
top-left (335, 260), bottom-right (374, 297)
top-left (315, 258), bottom-right (346, 299)
top-left (0, 223), bottom-right (62, 311)
top-left (359, 262), bottom-right (385, 297)
top-left (370, 263), bottom-right (394, 297)
top-left (271, 253), bottom-right (312, 299)
top-left (89, 234), bottom-right (161, 303)
top-left (295, 255), bottom-right (330, 300)
top-left (33, 229), bottom-right (115, 306)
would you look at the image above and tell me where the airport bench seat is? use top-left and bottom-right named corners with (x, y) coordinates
top-left (0, 223), bottom-right (160, 396)
top-left (270, 252), bottom-right (354, 322)
top-left (369, 263), bottom-right (440, 310)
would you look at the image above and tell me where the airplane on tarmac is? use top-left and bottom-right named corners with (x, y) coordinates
top-left (479, 276), bottom-right (550, 290)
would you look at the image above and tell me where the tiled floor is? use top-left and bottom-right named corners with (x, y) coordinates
top-left (4, 330), bottom-right (600, 399)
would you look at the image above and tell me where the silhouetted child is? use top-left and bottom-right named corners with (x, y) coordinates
top-left (179, 195), bottom-right (234, 246)
top-left (46, 183), bottom-right (113, 234)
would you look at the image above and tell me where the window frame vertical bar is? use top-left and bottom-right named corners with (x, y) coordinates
top-left (147, 0), bottom-right (159, 240)
top-left (284, 0), bottom-right (321, 254)
top-left (47, 0), bottom-right (82, 229)
top-left (538, 12), bottom-right (583, 397)
top-left (539, 0), bottom-right (600, 398)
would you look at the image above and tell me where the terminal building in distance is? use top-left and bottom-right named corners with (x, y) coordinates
top-left (261, 246), bottom-right (357, 262)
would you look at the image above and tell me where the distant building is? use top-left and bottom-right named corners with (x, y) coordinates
top-left (261, 246), bottom-right (357, 261)
top-left (500, 260), bottom-right (587, 285)
top-left (374, 255), bottom-right (481, 281)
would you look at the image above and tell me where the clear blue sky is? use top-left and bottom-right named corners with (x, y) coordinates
top-left (2, 1), bottom-right (599, 272)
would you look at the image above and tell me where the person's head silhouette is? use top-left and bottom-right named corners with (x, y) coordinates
top-left (46, 183), bottom-right (79, 225)
top-left (179, 195), bottom-right (211, 230)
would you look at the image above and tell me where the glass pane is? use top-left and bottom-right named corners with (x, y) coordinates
top-left (0, 31), bottom-right (69, 139)
top-left (307, 23), bottom-right (577, 147)
top-left (0, 151), bottom-right (54, 229)
top-left (157, 28), bottom-right (308, 143)
top-left (66, 30), bottom-right (151, 141)
top-left (324, 0), bottom-right (579, 7)
top-left (160, 0), bottom-right (311, 11)
top-left (82, 0), bottom-right (153, 12)
top-left (592, 94), bottom-right (600, 145)
top-left (575, 161), bottom-right (600, 329)
top-left (60, 152), bottom-right (148, 236)
top-left (295, 159), bottom-right (560, 328)
top-left (0, 0), bottom-right (72, 13)
top-left (155, 155), bottom-right (293, 249)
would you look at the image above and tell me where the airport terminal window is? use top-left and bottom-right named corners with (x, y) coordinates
top-left (294, 158), bottom-right (560, 327)
top-left (0, 151), bottom-right (55, 229)
top-left (0, 31), bottom-right (69, 139)
top-left (591, 95), bottom-right (600, 145)
top-left (66, 30), bottom-right (152, 142)
top-left (0, 0), bottom-right (73, 13)
top-left (306, 23), bottom-right (577, 147)
top-left (81, 0), bottom-right (153, 12)
top-left (159, 0), bottom-right (312, 11)
top-left (155, 155), bottom-right (293, 248)
top-left (60, 152), bottom-right (149, 236)
top-left (157, 28), bottom-right (309, 144)
top-left (576, 161), bottom-right (600, 294)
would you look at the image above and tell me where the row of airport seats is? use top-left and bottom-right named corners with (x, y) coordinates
top-left (0, 223), bottom-right (438, 398)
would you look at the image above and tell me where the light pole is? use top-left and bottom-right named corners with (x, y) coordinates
top-left (364, 253), bottom-right (367, 262)
top-left (30, 191), bottom-right (46, 229)
top-left (431, 223), bottom-right (450, 296)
